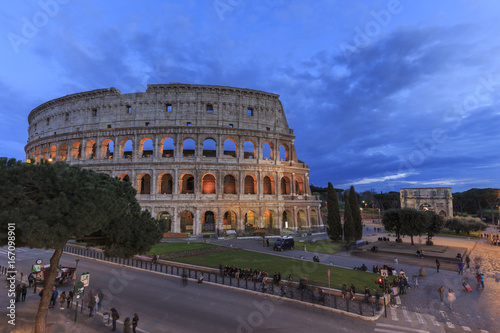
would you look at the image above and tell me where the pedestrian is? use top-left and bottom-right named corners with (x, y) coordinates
top-left (111, 308), bottom-right (120, 331)
top-left (59, 291), bottom-right (66, 309)
top-left (341, 283), bottom-right (348, 298)
top-left (51, 286), bottom-right (58, 308)
top-left (438, 285), bottom-right (445, 304)
top-left (21, 284), bottom-right (27, 301)
top-left (132, 313), bottom-right (139, 333)
top-left (465, 254), bottom-right (471, 269)
top-left (182, 270), bottom-right (188, 286)
top-left (349, 283), bottom-right (356, 300)
top-left (28, 273), bottom-right (34, 288)
top-left (448, 289), bottom-right (456, 310)
top-left (480, 273), bottom-right (485, 289)
top-left (394, 257), bottom-right (398, 265)
top-left (88, 294), bottom-right (96, 317)
top-left (364, 286), bottom-right (371, 303)
top-left (93, 294), bottom-right (99, 314)
top-left (33, 279), bottom-right (37, 293)
top-left (15, 284), bottom-right (21, 302)
top-left (436, 259), bottom-right (440, 273)
top-left (374, 290), bottom-right (381, 311)
top-left (266, 238), bottom-right (269, 247)
top-left (124, 317), bottom-right (131, 333)
top-left (458, 261), bottom-right (464, 275)
top-left (67, 291), bottom-right (73, 308)
top-left (97, 290), bottom-right (103, 311)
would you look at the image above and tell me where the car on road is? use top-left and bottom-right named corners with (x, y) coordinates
top-left (273, 237), bottom-right (294, 251)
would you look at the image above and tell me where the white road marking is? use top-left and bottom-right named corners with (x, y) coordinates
top-left (462, 327), bottom-right (471, 331)
top-left (429, 316), bottom-right (440, 327)
top-left (390, 307), bottom-right (398, 321)
top-left (375, 323), bottom-right (430, 333)
top-left (446, 322), bottom-right (455, 328)
top-left (415, 312), bottom-right (425, 325)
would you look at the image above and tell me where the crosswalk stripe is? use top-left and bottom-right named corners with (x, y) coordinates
top-left (446, 322), bottom-right (455, 328)
top-left (402, 309), bottom-right (411, 322)
top-left (480, 330), bottom-right (489, 333)
top-left (375, 323), bottom-right (430, 333)
top-left (462, 327), bottom-right (471, 331)
top-left (415, 312), bottom-right (425, 325)
top-left (390, 307), bottom-right (398, 321)
top-left (430, 316), bottom-right (440, 326)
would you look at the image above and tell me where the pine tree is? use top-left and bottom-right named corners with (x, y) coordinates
top-left (326, 182), bottom-right (342, 241)
top-left (349, 185), bottom-right (363, 240)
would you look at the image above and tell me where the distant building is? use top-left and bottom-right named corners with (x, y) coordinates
top-left (400, 188), bottom-right (453, 217)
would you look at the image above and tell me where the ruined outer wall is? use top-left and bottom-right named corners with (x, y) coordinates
top-left (25, 83), bottom-right (322, 235)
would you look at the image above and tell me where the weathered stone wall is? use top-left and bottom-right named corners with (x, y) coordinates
top-left (25, 83), bottom-right (322, 235)
top-left (400, 187), bottom-right (453, 217)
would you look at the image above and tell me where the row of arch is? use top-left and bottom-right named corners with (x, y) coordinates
top-left (125, 172), bottom-right (305, 195)
top-left (158, 209), bottom-right (320, 234)
top-left (27, 137), bottom-right (291, 163)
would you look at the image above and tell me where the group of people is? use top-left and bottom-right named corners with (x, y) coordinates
top-left (109, 308), bottom-right (139, 333)
top-left (220, 264), bottom-right (281, 284)
top-left (15, 284), bottom-right (28, 302)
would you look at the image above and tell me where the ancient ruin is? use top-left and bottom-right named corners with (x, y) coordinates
top-left (400, 187), bottom-right (453, 217)
top-left (25, 83), bottom-right (322, 236)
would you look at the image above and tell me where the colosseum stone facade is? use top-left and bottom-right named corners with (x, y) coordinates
top-left (25, 83), bottom-right (323, 236)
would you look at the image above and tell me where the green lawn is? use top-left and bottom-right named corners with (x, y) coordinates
top-left (438, 229), bottom-right (481, 239)
top-left (293, 240), bottom-right (343, 254)
top-left (147, 242), bottom-right (217, 255)
top-left (174, 249), bottom-right (382, 292)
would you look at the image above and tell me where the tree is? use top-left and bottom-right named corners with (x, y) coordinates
top-left (343, 194), bottom-right (355, 243)
top-left (381, 209), bottom-right (402, 241)
top-left (445, 217), bottom-right (488, 235)
top-left (374, 191), bottom-right (401, 212)
top-left (424, 211), bottom-right (445, 245)
top-left (0, 158), bottom-right (166, 333)
top-left (399, 208), bottom-right (429, 246)
top-left (326, 182), bottom-right (342, 241)
top-left (348, 186), bottom-right (363, 240)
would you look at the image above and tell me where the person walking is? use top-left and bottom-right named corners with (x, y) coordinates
top-left (448, 289), bottom-right (456, 310)
top-left (124, 317), bottom-right (131, 333)
top-left (59, 291), bottom-right (66, 309)
top-left (67, 291), bottom-right (73, 308)
top-left (93, 294), bottom-right (99, 314)
top-left (88, 294), bottom-right (96, 317)
top-left (51, 286), bottom-right (58, 308)
top-left (465, 254), bottom-right (471, 269)
top-left (458, 261), bottom-right (464, 275)
top-left (28, 273), bottom-right (34, 288)
top-left (438, 286), bottom-right (445, 304)
top-left (111, 308), bottom-right (120, 331)
top-left (132, 314), bottom-right (139, 333)
top-left (21, 285), bottom-right (27, 301)
top-left (436, 259), bottom-right (440, 273)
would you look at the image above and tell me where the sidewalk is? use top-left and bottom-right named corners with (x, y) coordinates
top-left (1, 284), bottom-right (120, 333)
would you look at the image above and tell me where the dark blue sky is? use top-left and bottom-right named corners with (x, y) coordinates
top-left (1, 0), bottom-right (499, 192)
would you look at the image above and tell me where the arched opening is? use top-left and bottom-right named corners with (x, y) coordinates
top-left (295, 177), bottom-right (304, 195)
top-left (264, 210), bottom-right (276, 230)
top-left (35, 148), bottom-right (40, 163)
top-left (180, 210), bottom-right (194, 233)
top-left (159, 212), bottom-right (172, 232)
top-left (281, 176), bottom-right (290, 194)
top-left (282, 210), bottom-right (292, 229)
top-left (41, 147), bottom-right (48, 161)
top-left (160, 173), bottom-right (173, 194)
top-left (139, 174), bottom-right (151, 194)
top-left (183, 138), bottom-right (195, 157)
top-left (439, 210), bottom-right (447, 217)
top-left (202, 211), bottom-right (216, 232)
top-left (279, 144), bottom-right (289, 161)
top-left (223, 138), bottom-right (237, 158)
top-left (85, 140), bottom-right (97, 159)
top-left (245, 210), bottom-right (257, 231)
top-left (71, 142), bottom-right (82, 160)
top-left (297, 210), bottom-right (306, 229)
top-left (101, 139), bottom-right (114, 159)
top-left (59, 143), bottom-right (68, 161)
top-left (263, 175), bottom-right (274, 195)
top-left (161, 137), bottom-right (175, 157)
top-left (122, 139), bottom-right (133, 158)
top-left (262, 142), bottom-right (272, 160)
top-left (49, 145), bottom-right (57, 161)
top-left (181, 173), bottom-right (195, 194)
top-left (140, 138), bottom-right (153, 158)
top-left (223, 174), bottom-right (237, 194)
top-left (202, 138), bottom-right (217, 157)
top-left (118, 174), bottom-right (130, 182)
top-left (244, 140), bottom-right (255, 159)
top-left (202, 174), bottom-right (216, 194)
top-left (223, 211), bottom-right (237, 231)
top-left (419, 203), bottom-right (434, 212)
top-left (310, 210), bottom-right (319, 227)
top-left (244, 175), bottom-right (256, 194)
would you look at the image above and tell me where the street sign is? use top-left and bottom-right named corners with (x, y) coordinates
top-left (380, 269), bottom-right (388, 277)
top-left (36, 259), bottom-right (43, 265)
top-left (74, 281), bottom-right (84, 295)
top-left (81, 272), bottom-right (90, 287)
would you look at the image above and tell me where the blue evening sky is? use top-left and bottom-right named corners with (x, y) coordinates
top-left (1, 0), bottom-right (499, 193)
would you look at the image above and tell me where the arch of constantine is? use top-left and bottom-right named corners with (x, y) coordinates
top-left (25, 83), bottom-right (323, 236)
top-left (400, 187), bottom-right (453, 217)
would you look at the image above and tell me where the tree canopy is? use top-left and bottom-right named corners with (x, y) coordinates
top-left (381, 209), bottom-right (403, 241)
top-left (399, 208), bottom-right (428, 246)
top-left (0, 158), bottom-right (166, 332)
top-left (348, 186), bottom-right (363, 240)
top-left (326, 182), bottom-right (343, 241)
top-left (445, 217), bottom-right (488, 235)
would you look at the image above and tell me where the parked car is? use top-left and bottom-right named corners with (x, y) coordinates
top-left (273, 237), bottom-right (295, 251)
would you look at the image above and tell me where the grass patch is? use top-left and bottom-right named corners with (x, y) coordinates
top-left (147, 242), bottom-right (217, 255)
top-left (294, 240), bottom-right (342, 254)
top-left (438, 230), bottom-right (481, 239)
top-left (174, 249), bottom-right (382, 291)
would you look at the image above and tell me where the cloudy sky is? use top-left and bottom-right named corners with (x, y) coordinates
top-left (1, 0), bottom-right (499, 193)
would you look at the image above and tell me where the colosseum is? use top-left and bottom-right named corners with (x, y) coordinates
top-left (25, 83), bottom-right (323, 237)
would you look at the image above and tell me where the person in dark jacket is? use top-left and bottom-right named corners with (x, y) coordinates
top-left (111, 308), bottom-right (119, 331)
top-left (132, 314), bottom-right (139, 333)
